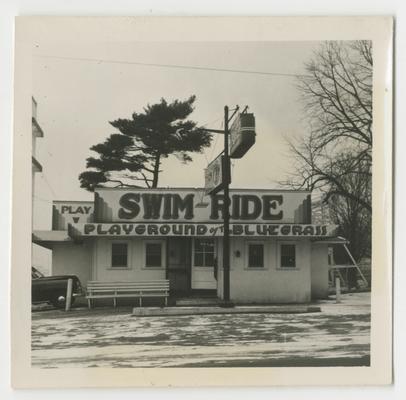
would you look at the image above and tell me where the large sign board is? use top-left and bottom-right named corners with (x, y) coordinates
top-left (69, 222), bottom-right (337, 238)
top-left (94, 188), bottom-right (312, 224)
top-left (52, 201), bottom-right (94, 230)
top-left (204, 155), bottom-right (230, 195)
top-left (229, 113), bottom-right (256, 159)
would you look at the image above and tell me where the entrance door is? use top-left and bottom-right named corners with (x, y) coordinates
top-left (191, 238), bottom-right (218, 289)
top-left (167, 238), bottom-right (191, 295)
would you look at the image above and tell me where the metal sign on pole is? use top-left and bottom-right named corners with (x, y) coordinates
top-left (201, 104), bottom-right (256, 307)
top-left (229, 112), bottom-right (256, 159)
top-left (204, 154), bottom-right (229, 195)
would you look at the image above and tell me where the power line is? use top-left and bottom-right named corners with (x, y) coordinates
top-left (34, 54), bottom-right (309, 78)
top-left (209, 121), bottom-right (222, 163)
top-left (201, 116), bottom-right (223, 129)
top-left (203, 151), bottom-right (210, 165)
top-left (34, 195), bottom-right (53, 203)
top-left (200, 115), bottom-right (223, 166)
top-left (40, 173), bottom-right (57, 198)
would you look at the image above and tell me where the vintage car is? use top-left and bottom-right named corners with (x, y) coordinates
top-left (31, 267), bottom-right (83, 308)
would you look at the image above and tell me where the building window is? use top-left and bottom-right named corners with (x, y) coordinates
top-left (111, 242), bottom-right (128, 267)
top-left (145, 242), bottom-right (162, 267)
top-left (194, 239), bottom-right (215, 267)
top-left (280, 244), bottom-right (296, 268)
top-left (248, 243), bottom-right (264, 268)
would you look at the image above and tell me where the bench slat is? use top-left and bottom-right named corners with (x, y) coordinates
top-left (88, 293), bottom-right (167, 297)
top-left (87, 283), bottom-right (168, 286)
top-left (88, 284), bottom-right (169, 287)
top-left (87, 284), bottom-right (169, 287)
top-left (88, 284), bottom-right (169, 290)
top-left (89, 288), bottom-right (169, 293)
top-left (88, 286), bottom-right (169, 292)
top-left (88, 282), bottom-right (167, 284)
top-left (88, 293), bottom-right (168, 299)
top-left (87, 283), bottom-right (169, 288)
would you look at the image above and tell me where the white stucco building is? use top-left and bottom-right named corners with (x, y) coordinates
top-left (33, 187), bottom-right (341, 304)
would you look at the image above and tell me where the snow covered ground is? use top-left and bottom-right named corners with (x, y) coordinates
top-left (31, 292), bottom-right (370, 368)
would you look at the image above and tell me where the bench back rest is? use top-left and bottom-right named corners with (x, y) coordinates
top-left (87, 280), bottom-right (170, 292)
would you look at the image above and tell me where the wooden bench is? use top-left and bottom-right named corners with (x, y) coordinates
top-left (86, 280), bottom-right (170, 309)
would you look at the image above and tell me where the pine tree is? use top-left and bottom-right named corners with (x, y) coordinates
top-left (79, 96), bottom-right (212, 191)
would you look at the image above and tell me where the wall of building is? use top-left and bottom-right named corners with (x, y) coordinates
top-left (310, 243), bottom-right (329, 299)
top-left (51, 236), bottom-right (327, 304)
top-left (92, 237), bottom-right (166, 282)
top-left (32, 243), bottom-right (52, 276)
top-left (52, 242), bottom-right (93, 288)
top-left (217, 238), bottom-right (312, 303)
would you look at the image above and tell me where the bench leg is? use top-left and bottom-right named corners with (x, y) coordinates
top-left (87, 298), bottom-right (91, 309)
top-left (164, 297), bottom-right (168, 307)
top-left (139, 297), bottom-right (142, 308)
top-left (113, 297), bottom-right (117, 308)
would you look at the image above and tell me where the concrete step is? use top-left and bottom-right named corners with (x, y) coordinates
top-left (175, 297), bottom-right (220, 306)
top-left (132, 305), bottom-right (321, 317)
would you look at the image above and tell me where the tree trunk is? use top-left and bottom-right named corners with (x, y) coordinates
top-left (152, 153), bottom-right (161, 188)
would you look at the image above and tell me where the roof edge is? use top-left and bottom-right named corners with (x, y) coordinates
top-left (94, 187), bottom-right (312, 194)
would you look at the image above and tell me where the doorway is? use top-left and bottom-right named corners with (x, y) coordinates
top-left (191, 238), bottom-right (218, 290)
top-left (166, 238), bottom-right (192, 295)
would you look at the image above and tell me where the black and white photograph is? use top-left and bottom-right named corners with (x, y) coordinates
top-left (10, 16), bottom-right (393, 387)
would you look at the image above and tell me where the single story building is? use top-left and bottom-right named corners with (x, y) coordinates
top-left (33, 187), bottom-right (342, 304)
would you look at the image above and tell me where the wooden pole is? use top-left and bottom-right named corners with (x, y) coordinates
top-left (223, 105), bottom-right (231, 305)
top-left (335, 277), bottom-right (341, 303)
top-left (343, 244), bottom-right (369, 286)
top-left (65, 278), bottom-right (73, 311)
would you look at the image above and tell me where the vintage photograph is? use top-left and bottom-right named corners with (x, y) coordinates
top-left (10, 16), bottom-right (392, 387)
top-left (30, 38), bottom-right (373, 369)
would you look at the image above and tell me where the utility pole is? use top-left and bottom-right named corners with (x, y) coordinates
top-left (203, 104), bottom-right (254, 307)
top-left (223, 106), bottom-right (231, 305)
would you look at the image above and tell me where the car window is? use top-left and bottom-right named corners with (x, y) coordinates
top-left (32, 267), bottom-right (44, 279)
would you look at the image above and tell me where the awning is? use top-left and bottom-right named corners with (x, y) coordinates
top-left (68, 222), bottom-right (338, 239)
top-left (32, 230), bottom-right (73, 249)
top-left (311, 236), bottom-right (348, 245)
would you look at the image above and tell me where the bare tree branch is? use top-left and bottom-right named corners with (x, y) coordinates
top-left (284, 40), bottom-right (372, 217)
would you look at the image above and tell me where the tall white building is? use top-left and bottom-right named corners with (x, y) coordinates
top-left (32, 97), bottom-right (52, 275)
top-left (32, 97), bottom-right (43, 205)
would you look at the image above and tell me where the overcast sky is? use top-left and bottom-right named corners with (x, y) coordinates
top-left (32, 40), bottom-right (321, 231)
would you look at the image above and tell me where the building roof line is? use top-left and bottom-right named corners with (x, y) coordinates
top-left (94, 187), bottom-right (312, 194)
top-left (53, 200), bottom-right (94, 204)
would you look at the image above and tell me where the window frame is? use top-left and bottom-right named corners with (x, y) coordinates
top-left (245, 241), bottom-right (266, 269)
top-left (278, 242), bottom-right (298, 270)
top-left (193, 238), bottom-right (216, 268)
top-left (143, 240), bottom-right (165, 269)
top-left (110, 240), bottom-right (130, 269)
